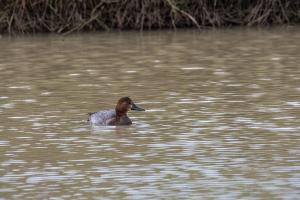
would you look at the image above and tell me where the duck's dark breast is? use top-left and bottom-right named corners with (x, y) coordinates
top-left (119, 116), bottom-right (132, 125)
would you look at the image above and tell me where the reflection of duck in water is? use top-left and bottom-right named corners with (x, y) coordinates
top-left (88, 97), bottom-right (145, 126)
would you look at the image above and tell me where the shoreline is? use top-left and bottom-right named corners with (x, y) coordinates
top-left (0, 25), bottom-right (299, 38)
top-left (0, 24), bottom-right (300, 38)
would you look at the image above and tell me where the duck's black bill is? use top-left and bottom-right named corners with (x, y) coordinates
top-left (131, 103), bottom-right (145, 111)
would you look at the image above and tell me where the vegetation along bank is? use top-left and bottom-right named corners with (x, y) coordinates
top-left (0, 0), bottom-right (299, 35)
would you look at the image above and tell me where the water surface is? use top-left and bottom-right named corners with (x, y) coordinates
top-left (1, 27), bottom-right (300, 199)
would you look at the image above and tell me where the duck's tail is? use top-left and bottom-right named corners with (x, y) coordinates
top-left (87, 112), bottom-right (95, 122)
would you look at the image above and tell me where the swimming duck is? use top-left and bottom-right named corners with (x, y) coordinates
top-left (88, 97), bottom-right (145, 126)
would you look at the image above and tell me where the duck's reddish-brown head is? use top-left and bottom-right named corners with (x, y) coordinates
top-left (115, 97), bottom-right (145, 117)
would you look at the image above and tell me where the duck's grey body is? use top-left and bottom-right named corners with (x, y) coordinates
top-left (89, 109), bottom-right (116, 125)
top-left (88, 109), bottom-right (132, 126)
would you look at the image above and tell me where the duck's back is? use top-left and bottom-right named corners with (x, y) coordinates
top-left (88, 109), bottom-right (116, 125)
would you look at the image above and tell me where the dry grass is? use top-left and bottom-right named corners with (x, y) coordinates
top-left (0, 0), bottom-right (299, 35)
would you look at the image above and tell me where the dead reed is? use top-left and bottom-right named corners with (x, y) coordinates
top-left (0, 0), bottom-right (299, 35)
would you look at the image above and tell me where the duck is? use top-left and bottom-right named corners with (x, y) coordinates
top-left (88, 97), bottom-right (145, 126)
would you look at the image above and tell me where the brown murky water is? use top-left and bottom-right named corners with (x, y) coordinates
top-left (1, 27), bottom-right (300, 199)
